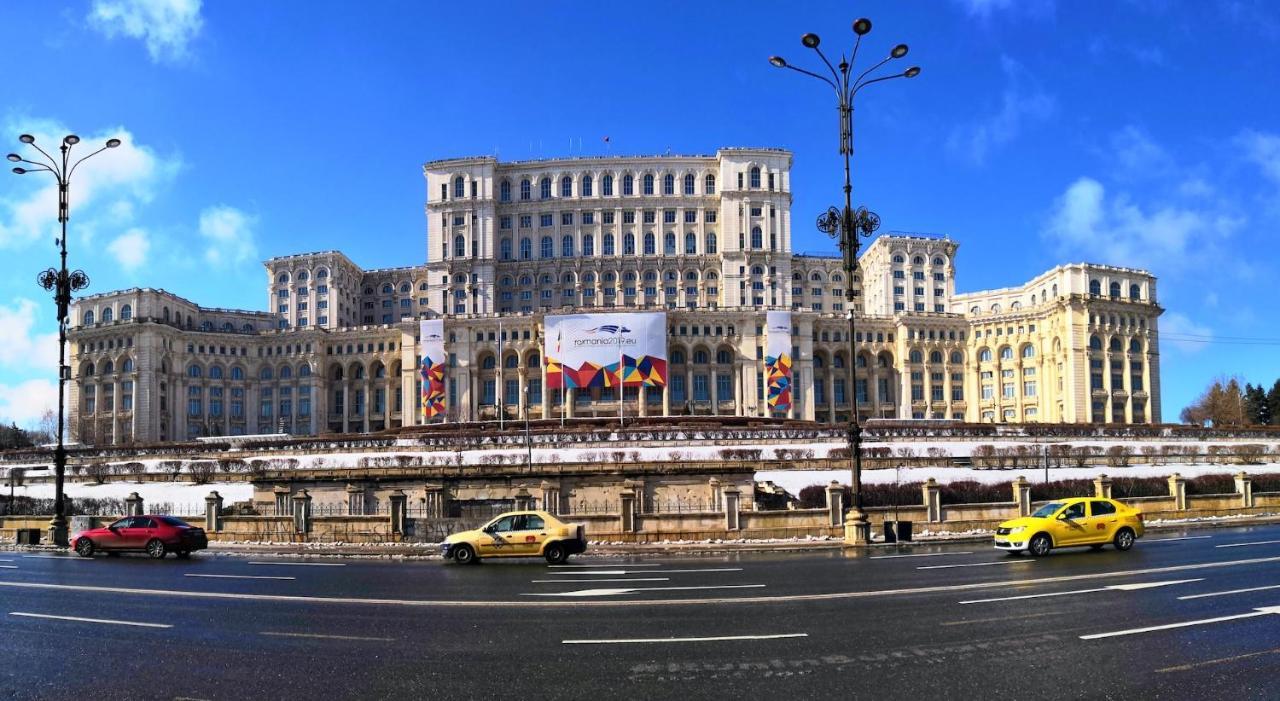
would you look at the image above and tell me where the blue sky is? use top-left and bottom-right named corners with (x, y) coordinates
top-left (2, 0), bottom-right (1279, 426)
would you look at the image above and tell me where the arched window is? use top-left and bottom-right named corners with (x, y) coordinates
top-left (221, 322), bottom-right (233, 332)
top-left (520, 179), bottom-right (531, 200)
top-left (705, 174), bottom-right (716, 194)
top-left (1089, 279), bottom-right (1102, 296)
top-left (1109, 336), bottom-right (1123, 351)
top-left (581, 175), bottom-right (593, 197)
top-left (562, 272), bottom-right (575, 284)
top-left (539, 177), bottom-right (551, 199)
top-left (560, 175), bottom-right (572, 198)
top-left (999, 346), bottom-right (1013, 360)
top-left (752, 265), bottom-right (764, 275)
top-left (400, 283), bottom-right (410, 293)
top-left (893, 255), bottom-right (904, 264)
top-left (660, 173), bottom-right (673, 195)
top-left (1022, 345), bottom-right (1035, 358)
top-left (856, 355), bottom-right (867, 368)
top-left (603, 233), bottom-right (615, 256)
top-left (201, 321), bottom-right (213, 331)
top-left (644, 233), bottom-right (656, 255)
top-left (933, 257), bottom-right (944, 265)
top-left (623, 233), bottom-right (635, 255)
top-left (706, 232), bottom-right (717, 254)
top-left (602, 174), bottom-right (614, 196)
top-left (231, 367), bottom-right (244, 380)
top-left (453, 235), bottom-right (465, 257)
top-left (811, 272), bottom-right (822, 282)
top-left (500, 238), bottom-right (512, 260)
top-left (623, 174), bottom-right (634, 196)
top-left (260, 367), bottom-right (273, 380)
top-left (316, 268), bottom-right (328, 279)
top-left (671, 350), bottom-right (686, 364)
top-left (1109, 281), bottom-right (1121, 297)
top-left (716, 350), bottom-right (732, 364)
top-left (540, 236), bottom-right (554, 258)
top-left (913, 256), bottom-right (923, 265)
top-left (1129, 284), bottom-right (1141, 301)
top-left (749, 167), bottom-right (761, 188)
top-left (482, 356), bottom-right (496, 370)
top-left (664, 232), bottom-right (676, 254)
top-left (120, 304), bottom-right (132, 320)
top-left (208, 365), bottom-right (222, 379)
top-left (499, 180), bottom-right (511, 202)
top-left (83, 362), bottom-right (95, 376)
top-left (683, 173), bottom-right (695, 195)
top-left (280, 365), bottom-right (293, 379)
top-left (583, 272), bottom-right (596, 284)
top-left (453, 176), bottom-right (465, 198)
top-left (950, 351), bottom-right (963, 364)
top-left (188, 364), bottom-right (202, 378)
top-left (527, 353), bottom-right (540, 368)
top-left (519, 275), bottom-right (533, 286)
top-left (643, 173), bottom-right (654, 195)
top-left (122, 358), bottom-right (134, 373)
top-left (562, 235), bottom-right (574, 257)
top-left (299, 364), bottom-right (311, 378)
top-left (1089, 335), bottom-right (1103, 351)
top-left (909, 350), bottom-right (923, 363)
top-left (101, 360), bottom-right (114, 374)
top-left (685, 232), bottom-right (697, 254)
top-left (583, 234), bottom-right (595, 256)
top-left (101, 308), bottom-right (113, 323)
top-left (979, 348), bottom-right (992, 362)
top-left (83, 310), bottom-right (94, 325)
top-left (751, 227), bottom-right (763, 249)
top-left (1129, 339), bottom-right (1142, 353)
top-left (277, 272), bottom-right (289, 283)
top-left (693, 349), bottom-right (709, 364)
top-left (519, 237), bottom-right (532, 259)
top-left (929, 351), bottom-right (943, 363)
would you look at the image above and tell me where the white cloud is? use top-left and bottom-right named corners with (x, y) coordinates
top-left (947, 57), bottom-right (1055, 166)
top-left (1109, 126), bottom-right (1174, 180)
top-left (1238, 129), bottom-right (1280, 187)
top-left (0, 298), bottom-right (59, 373)
top-left (107, 227), bottom-right (150, 270)
top-left (88, 0), bottom-right (203, 64)
top-left (1159, 312), bottom-right (1214, 354)
top-left (199, 205), bottom-right (258, 268)
top-left (952, 0), bottom-right (1054, 19)
top-left (0, 379), bottom-right (59, 428)
top-left (0, 117), bottom-right (180, 250)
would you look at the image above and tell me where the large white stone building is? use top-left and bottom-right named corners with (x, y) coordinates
top-left (66, 148), bottom-right (1162, 444)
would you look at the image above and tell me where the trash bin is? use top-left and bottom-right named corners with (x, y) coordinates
top-left (882, 521), bottom-right (898, 544)
top-left (895, 520), bottom-right (913, 542)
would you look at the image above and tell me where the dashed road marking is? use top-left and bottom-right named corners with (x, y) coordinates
top-left (247, 561), bottom-right (346, 567)
top-left (1178, 584), bottom-right (1280, 600)
top-left (9, 612), bottom-right (171, 628)
top-left (959, 579), bottom-right (1202, 604)
top-left (545, 568), bottom-right (742, 576)
top-left (1156, 647), bottom-right (1280, 673)
top-left (184, 574), bottom-right (297, 581)
top-left (261, 631), bottom-right (394, 642)
top-left (0, 566), bottom-right (16, 569)
top-left (1216, 539), bottom-right (1280, 549)
top-left (941, 611), bottom-right (1067, 627)
top-left (524, 585), bottom-right (766, 598)
top-left (869, 551), bottom-right (974, 560)
top-left (1143, 536), bottom-right (1213, 544)
top-left (22, 555), bottom-right (88, 561)
top-left (564, 633), bottom-right (807, 645)
top-left (1080, 606), bottom-right (1280, 640)
top-left (531, 577), bottom-right (670, 583)
top-left (918, 560), bottom-right (1035, 570)
top-left (548, 563), bottom-right (663, 568)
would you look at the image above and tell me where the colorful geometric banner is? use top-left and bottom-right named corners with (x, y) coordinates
top-left (765, 310), bottom-right (792, 412)
top-left (544, 313), bottom-right (667, 390)
top-left (419, 319), bottom-right (446, 420)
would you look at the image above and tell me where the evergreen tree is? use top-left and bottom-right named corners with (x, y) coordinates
top-left (1268, 380), bottom-right (1280, 427)
top-left (1243, 383), bottom-right (1268, 425)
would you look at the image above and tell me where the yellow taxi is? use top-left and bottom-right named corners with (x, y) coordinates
top-left (994, 497), bottom-right (1144, 556)
top-left (442, 510), bottom-right (588, 565)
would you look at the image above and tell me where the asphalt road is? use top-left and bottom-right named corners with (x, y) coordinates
top-left (2, 524), bottom-right (1280, 700)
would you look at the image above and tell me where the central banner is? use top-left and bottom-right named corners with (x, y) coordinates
top-left (544, 312), bottom-right (668, 389)
top-left (765, 310), bottom-right (792, 412)
top-left (419, 319), bottom-right (447, 420)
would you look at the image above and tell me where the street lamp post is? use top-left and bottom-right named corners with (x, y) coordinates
top-left (8, 132), bottom-right (120, 546)
top-left (769, 18), bottom-right (919, 545)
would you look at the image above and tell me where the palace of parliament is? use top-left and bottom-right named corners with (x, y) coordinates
top-left (66, 148), bottom-right (1162, 444)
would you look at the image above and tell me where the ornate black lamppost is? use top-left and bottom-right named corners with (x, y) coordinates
top-left (8, 133), bottom-right (120, 546)
top-left (769, 18), bottom-right (919, 544)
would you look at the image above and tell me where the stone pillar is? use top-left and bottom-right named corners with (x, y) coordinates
top-left (826, 480), bottom-right (844, 527)
top-left (639, 384), bottom-right (648, 418)
top-left (389, 489), bottom-right (407, 535)
top-left (291, 489), bottom-right (312, 534)
top-left (424, 484), bottom-right (445, 518)
top-left (619, 488), bottom-right (636, 533)
top-left (1236, 471), bottom-right (1254, 508)
top-left (125, 492), bottom-right (144, 517)
top-left (1012, 476), bottom-right (1031, 517)
top-left (723, 485), bottom-right (741, 531)
top-left (1168, 473), bottom-right (1187, 510)
top-left (341, 384), bottom-right (350, 434)
top-left (922, 478), bottom-right (942, 522)
top-left (513, 487), bottom-right (534, 511)
top-left (708, 477), bottom-right (722, 512)
top-left (204, 491), bottom-right (224, 532)
top-left (273, 485), bottom-right (291, 516)
top-left (565, 387), bottom-right (575, 419)
top-left (346, 483), bottom-right (365, 516)
top-left (1093, 473), bottom-right (1113, 499)
top-left (540, 480), bottom-right (561, 515)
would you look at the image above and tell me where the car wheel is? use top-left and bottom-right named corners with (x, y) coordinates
top-left (145, 539), bottom-right (167, 559)
top-left (1028, 533), bottom-right (1053, 557)
top-left (453, 544), bottom-right (477, 565)
top-left (74, 539), bottom-right (95, 558)
top-left (544, 542), bottom-right (568, 565)
top-left (1114, 528), bottom-right (1136, 552)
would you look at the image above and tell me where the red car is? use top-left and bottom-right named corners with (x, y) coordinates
top-left (71, 515), bottom-right (208, 559)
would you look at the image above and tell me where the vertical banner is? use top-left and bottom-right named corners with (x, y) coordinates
top-left (544, 313), bottom-right (667, 389)
top-left (765, 311), bottom-right (792, 413)
top-left (419, 319), bottom-right (447, 420)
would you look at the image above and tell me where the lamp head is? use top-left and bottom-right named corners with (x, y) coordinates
top-left (891, 44), bottom-right (909, 59)
top-left (904, 66), bottom-right (921, 78)
top-left (63, 135), bottom-right (80, 145)
top-left (801, 33), bottom-right (820, 49)
top-left (11, 167), bottom-right (25, 174)
top-left (105, 138), bottom-right (122, 148)
top-left (18, 134), bottom-right (35, 144)
top-left (5, 154), bottom-right (19, 162)
top-left (853, 18), bottom-right (872, 35)
top-left (769, 55), bottom-right (787, 68)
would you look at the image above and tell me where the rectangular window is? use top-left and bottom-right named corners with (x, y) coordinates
top-left (705, 211), bottom-right (717, 222)
top-left (519, 215), bottom-right (532, 228)
top-left (643, 211), bottom-right (655, 224)
top-left (982, 385), bottom-right (994, 400)
top-left (1024, 381), bottom-right (1037, 397)
top-left (603, 212), bottom-right (615, 224)
top-left (684, 210), bottom-right (696, 223)
top-left (1003, 383), bottom-right (1015, 399)
top-left (540, 214), bottom-right (553, 227)
top-left (671, 374), bottom-right (686, 402)
top-left (693, 374), bottom-right (709, 401)
top-left (500, 215), bottom-right (512, 230)
top-left (561, 212), bottom-right (573, 226)
top-left (582, 212), bottom-right (594, 224)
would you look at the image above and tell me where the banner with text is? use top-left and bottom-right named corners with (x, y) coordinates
top-left (544, 312), bottom-right (668, 390)
top-left (765, 310), bottom-right (792, 413)
top-left (419, 319), bottom-right (447, 420)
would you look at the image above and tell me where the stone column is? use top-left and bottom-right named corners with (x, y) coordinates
top-left (734, 367), bottom-right (743, 416)
top-left (619, 487), bottom-right (636, 533)
top-left (922, 478), bottom-right (942, 522)
top-left (1093, 474), bottom-right (1113, 499)
top-left (362, 379), bottom-right (371, 433)
top-left (540, 362), bottom-right (550, 419)
top-left (826, 481), bottom-right (844, 527)
top-left (125, 492), bottom-right (144, 516)
top-left (389, 489), bottom-right (407, 535)
top-left (204, 491), bottom-right (224, 532)
top-left (517, 370), bottom-right (527, 420)
top-left (424, 484), bottom-right (446, 518)
top-left (723, 485), bottom-right (741, 531)
top-left (1012, 476), bottom-right (1031, 517)
top-left (291, 489), bottom-right (312, 534)
top-left (341, 384), bottom-right (350, 433)
top-left (639, 384), bottom-right (648, 418)
top-left (346, 483), bottom-right (365, 516)
top-left (1235, 472), bottom-right (1254, 508)
top-left (540, 480), bottom-right (561, 515)
top-left (273, 485), bottom-right (291, 516)
top-left (566, 387), bottom-right (575, 419)
top-left (1168, 473), bottom-right (1187, 510)
top-left (513, 487), bottom-right (534, 511)
top-left (662, 381), bottom-right (671, 417)
top-left (708, 477), bottom-right (722, 512)
top-left (710, 370), bottom-right (719, 416)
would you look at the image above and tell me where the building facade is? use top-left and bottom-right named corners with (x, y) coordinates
top-left (66, 148), bottom-right (1162, 444)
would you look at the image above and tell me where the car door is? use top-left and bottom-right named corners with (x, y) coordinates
top-left (1054, 501), bottom-right (1089, 546)
top-left (99, 518), bottom-right (132, 550)
top-left (122, 516), bottom-right (155, 548)
top-left (1086, 500), bottom-right (1120, 543)
top-left (479, 516), bottom-right (518, 557)
top-left (509, 514), bottom-right (547, 556)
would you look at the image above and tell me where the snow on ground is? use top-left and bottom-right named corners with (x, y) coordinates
top-left (756, 462), bottom-right (1280, 496)
top-left (8, 481), bottom-right (253, 505)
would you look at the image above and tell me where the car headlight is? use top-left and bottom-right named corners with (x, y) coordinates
top-left (1006, 526), bottom-right (1026, 535)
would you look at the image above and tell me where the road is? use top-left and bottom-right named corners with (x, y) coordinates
top-left (2, 523), bottom-right (1280, 700)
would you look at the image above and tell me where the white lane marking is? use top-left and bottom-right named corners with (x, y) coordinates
top-left (1080, 607), bottom-right (1280, 640)
top-left (1156, 647), bottom-right (1280, 673)
top-left (870, 551), bottom-right (974, 560)
top-left (0, 559), bottom-right (14, 562)
top-left (1179, 584), bottom-right (1280, 600)
top-left (548, 563), bottom-right (663, 568)
top-left (959, 579), bottom-right (1203, 604)
top-left (1144, 536), bottom-right (1213, 544)
top-left (524, 585), bottom-right (766, 598)
top-left (918, 560), bottom-right (1035, 570)
top-left (9, 612), bottom-right (172, 629)
top-left (531, 578), bottom-right (671, 583)
top-left (261, 631), bottom-right (394, 642)
top-left (1216, 539), bottom-right (1280, 549)
top-left (0, 566), bottom-right (16, 569)
top-left (247, 561), bottom-right (346, 567)
top-left (22, 556), bottom-right (88, 561)
top-left (1, 555), bottom-right (1278, 608)
top-left (185, 574), bottom-right (297, 581)
top-left (546, 568), bottom-right (742, 576)
top-left (563, 633), bottom-right (808, 645)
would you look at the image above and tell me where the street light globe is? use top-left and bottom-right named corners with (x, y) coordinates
top-left (5, 154), bottom-right (19, 162)
top-left (18, 134), bottom-right (35, 144)
top-left (853, 18), bottom-right (872, 35)
top-left (905, 66), bottom-right (922, 78)
top-left (801, 33), bottom-right (821, 48)
top-left (769, 56), bottom-right (787, 68)
top-left (105, 138), bottom-right (122, 148)
top-left (63, 135), bottom-right (80, 145)
top-left (891, 44), bottom-right (909, 59)
top-left (11, 167), bottom-right (25, 174)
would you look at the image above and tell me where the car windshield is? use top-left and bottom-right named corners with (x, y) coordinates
top-left (158, 516), bottom-right (189, 527)
top-left (1031, 502), bottom-right (1064, 518)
